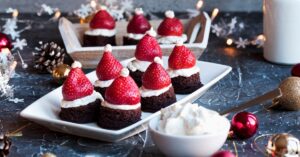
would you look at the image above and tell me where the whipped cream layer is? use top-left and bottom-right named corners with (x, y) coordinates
top-left (101, 101), bottom-right (141, 110)
top-left (158, 103), bottom-right (225, 136)
top-left (157, 34), bottom-right (187, 44)
top-left (167, 65), bottom-right (200, 78)
top-left (127, 59), bottom-right (152, 72)
top-left (140, 84), bottom-right (172, 97)
top-left (85, 28), bottom-right (116, 37)
top-left (126, 33), bottom-right (145, 40)
top-left (61, 91), bottom-right (103, 108)
top-left (94, 79), bottom-right (114, 88)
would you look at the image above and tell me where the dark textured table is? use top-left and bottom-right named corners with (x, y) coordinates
top-left (1, 12), bottom-right (299, 157)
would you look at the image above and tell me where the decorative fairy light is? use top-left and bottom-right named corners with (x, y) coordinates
top-left (211, 8), bottom-right (219, 21)
top-left (12, 10), bottom-right (18, 20)
top-left (90, 0), bottom-right (97, 11)
top-left (196, 0), bottom-right (204, 10)
top-left (226, 38), bottom-right (233, 46)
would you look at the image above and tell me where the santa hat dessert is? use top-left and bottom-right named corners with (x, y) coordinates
top-left (127, 28), bottom-right (162, 86)
top-left (167, 41), bottom-right (202, 94)
top-left (98, 68), bottom-right (141, 129)
top-left (83, 6), bottom-right (116, 46)
top-left (140, 57), bottom-right (176, 112)
top-left (94, 44), bottom-right (123, 96)
top-left (60, 61), bottom-right (103, 123)
top-left (157, 10), bottom-right (187, 44)
top-left (123, 8), bottom-right (151, 45)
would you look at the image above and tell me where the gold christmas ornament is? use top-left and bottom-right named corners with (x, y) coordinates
top-left (271, 77), bottom-right (300, 110)
top-left (266, 133), bottom-right (300, 157)
top-left (52, 64), bottom-right (71, 84)
top-left (80, 13), bottom-right (95, 24)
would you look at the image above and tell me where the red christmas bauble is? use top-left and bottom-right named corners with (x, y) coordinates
top-left (291, 63), bottom-right (300, 77)
top-left (211, 150), bottom-right (236, 157)
top-left (0, 33), bottom-right (12, 50)
top-left (231, 111), bottom-right (258, 139)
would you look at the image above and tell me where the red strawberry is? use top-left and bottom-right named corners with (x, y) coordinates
top-left (105, 68), bottom-right (140, 105)
top-left (142, 57), bottom-right (171, 90)
top-left (157, 10), bottom-right (183, 36)
top-left (62, 61), bottom-right (93, 101)
top-left (168, 42), bottom-right (196, 69)
top-left (135, 29), bottom-right (162, 62)
top-left (90, 7), bottom-right (115, 29)
top-left (127, 8), bottom-right (151, 34)
top-left (96, 44), bottom-right (123, 81)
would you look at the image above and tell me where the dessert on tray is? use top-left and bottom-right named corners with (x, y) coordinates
top-left (127, 28), bottom-right (162, 86)
top-left (140, 57), bottom-right (176, 112)
top-left (157, 10), bottom-right (187, 44)
top-left (94, 44), bottom-right (123, 96)
top-left (60, 61), bottom-right (103, 123)
top-left (123, 8), bottom-right (151, 45)
top-left (168, 41), bottom-right (202, 94)
top-left (98, 68), bottom-right (141, 129)
top-left (83, 6), bottom-right (116, 46)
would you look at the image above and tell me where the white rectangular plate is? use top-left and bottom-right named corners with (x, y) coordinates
top-left (20, 57), bottom-right (232, 142)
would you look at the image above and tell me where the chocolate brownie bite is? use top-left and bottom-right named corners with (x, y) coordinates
top-left (127, 28), bottom-right (162, 86)
top-left (167, 42), bottom-right (202, 94)
top-left (83, 6), bottom-right (116, 47)
top-left (97, 68), bottom-right (141, 130)
top-left (123, 8), bottom-right (151, 45)
top-left (94, 44), bottom-right (122, 96)
top-left (140, 57), bottom-right (177, 113)
top-left (60, 61), bottom-right (103, 123)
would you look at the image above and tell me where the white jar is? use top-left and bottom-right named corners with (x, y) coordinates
top-left (263, 0), bottom-right (300, 64)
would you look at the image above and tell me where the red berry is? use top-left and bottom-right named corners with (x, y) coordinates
top-left (231, 112), bottom-right (258, 139)
top-left (157, 11), bottom-right (183, 36)
top-left (142, 58), bottom-right (171, 90)
top-left (168, 44), bottom-right (196, 69)
top-left (90, 9), bottom-right (115, 29)
top-left (105, 69), bottom-right (140, 105)
top-left (291, 63), bottom-right (300, 77)
top-left (127, 13), bottom-right (151, 34)
top-left (96, 48), bottom-right (122, 81)
top-left (62, 63), bottom-right (94, 101)
top-left (135, 34), bottom-right (162, 62)
top-left (211, 151), bottom-right (236, 157)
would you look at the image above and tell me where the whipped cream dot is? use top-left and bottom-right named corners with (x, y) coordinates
top-left (104, 44), bottom-right (112, 52)
top-left (120, 68), bottom-right (129, 77)
top-left (165, 10), bottom-right (175, 18)
top-left (146, 27), bottom-right (157, 37)
top-left (71, 61), bottom-right (82, 68)
top-left (154, 57), bottom-right (163, 65)
top-left (135, 8), bottom-right (144, 15)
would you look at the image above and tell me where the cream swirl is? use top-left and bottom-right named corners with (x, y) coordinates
top-left (127, 59), bottom-right (152, 72)
top-left (94, 79), bottom-right (114, 88)
top-left (167, 65), bottom-right (200, 78)
top-left (85, 28), bottom-right (116, 37)
top-left (140, 84), bottom-right (172, 97)
top-left (61, 91), bottom-right (103, 108)
top-left (157, 34), bottom-right (188, 44)
top-left (101, 101), bottom-right (141, 110)
top-left (126, 33), bottom-right (145, 40)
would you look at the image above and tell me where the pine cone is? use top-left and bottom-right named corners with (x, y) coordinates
top-left (33, 41), bottom-right (66, 73)
top-left (0, 133), bottom-right (11, 157)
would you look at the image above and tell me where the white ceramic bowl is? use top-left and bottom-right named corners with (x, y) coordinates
top-left (148, 116), bottom-right (230, 157)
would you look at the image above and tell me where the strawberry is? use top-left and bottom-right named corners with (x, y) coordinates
top-left (90, 7), bottom-right (115, 29)
top-left (96, 44), bottom-right (123, 81)
top-left (142, 57), bottom-right (171, 90)
top-left (62, 61), bottom-right (93, 101)
top-left (168, 42), bottom-right (196, 69)
top-left (157, 10), bottom-right (183, 36)
top-left (127, 8), bottom-right (151, 34)
top-left (135, 29), bottom-right (162, 62)
top-left (105, 68), bottom-right (140, 105)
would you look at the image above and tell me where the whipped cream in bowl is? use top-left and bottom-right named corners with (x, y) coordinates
top-left (148, 103), bottom-right (230, 157)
